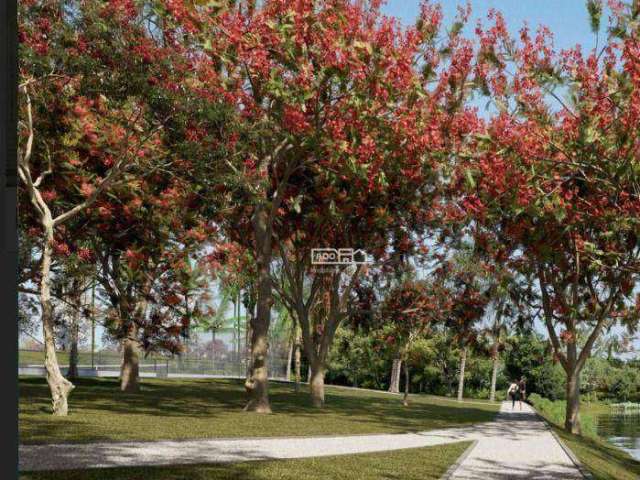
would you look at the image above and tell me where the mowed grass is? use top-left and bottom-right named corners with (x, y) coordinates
top-left (19, 442), bottom-right (472, 480)
top-left (551, 426), bottom-right (640, 480)
top-left (19, 377), bottom-right (498, 444)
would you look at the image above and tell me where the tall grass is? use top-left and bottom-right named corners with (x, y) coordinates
top-left (528, 393), bottom-right (597, 438)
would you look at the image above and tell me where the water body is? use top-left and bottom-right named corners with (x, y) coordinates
top-left (595, 412), bottom-right (640, 461)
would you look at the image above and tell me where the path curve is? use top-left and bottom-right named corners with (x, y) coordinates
top-left (19, 402), bottom-right (585, 478)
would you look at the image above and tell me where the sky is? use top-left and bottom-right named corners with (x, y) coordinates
top-left (381, 0), bottom-right (604, 52)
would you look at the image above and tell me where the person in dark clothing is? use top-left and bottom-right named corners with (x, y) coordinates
top-left (518, 377), bottom-right (527, 410)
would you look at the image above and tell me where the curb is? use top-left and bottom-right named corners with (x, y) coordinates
top-left (529, 406), bottom-right (593, 480)
top-left (439, 439), bottom-right (479, 480)
top-left (547, 428), bottom-right (594, 480)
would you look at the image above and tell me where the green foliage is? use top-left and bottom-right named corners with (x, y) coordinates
top-left (327, 328), bottom-right (509, 399)
top-left (528, 393), bottom-right (597, 438)
top-left (503, 332), bottom-right (566, 400)
top-left (587, 0), bottom-right (603, 34)
top-left (326, 327), bottom-right (390, 390)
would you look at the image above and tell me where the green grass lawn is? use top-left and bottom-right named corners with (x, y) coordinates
top-left (19, 442), bottom-right (472, 480)
top-left (19, 377), bottom-right (498, 444)
top-left (529, 395), bottom-right (640, 480)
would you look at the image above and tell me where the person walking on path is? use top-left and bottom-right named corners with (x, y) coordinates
top-left (507, 381), bottom-right (519, 410)
top-left (518, 377), bottom-right (527, 410)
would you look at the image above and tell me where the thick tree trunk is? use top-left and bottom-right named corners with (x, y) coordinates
top-left (457, 346), bottom-right (467, 401)
top-left (565, 371), bottom-right (581, 434)
top-left (389, 357), bottom-right (402, 393)
top-left (120, 323), bottom-right (140, 393)
top-left (41, 230), bottom-right (75, 415)
top-left (403, 360), bottom-right (410, 406)
top-left (489, 346), bottom-right (499, 402)
top-left (244, 206), bottom-right (272, 413)
top-left (309, 362), bottom-right (325, 408)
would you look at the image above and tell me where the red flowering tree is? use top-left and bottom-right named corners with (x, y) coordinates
top-left (17, 0), bottom-right (196, 414)
top-left (90, 172), bottom-right (216, 392)
top-left (380, 279), bottom-right (447, 405)
top-left (160, 0), bottom-right (479, 411)
top-left (441, 257), bottom-right (490, 401)
top-left (460, 3), bottom-right (640, 432)
top-left (216, 0), bottom-right (477, 408)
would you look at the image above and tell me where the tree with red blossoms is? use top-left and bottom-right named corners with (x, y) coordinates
top-left (459, 2), bottom-right (640, 432)
top-left (160, 0), bottom-right (480, 411)
top-left (17, 0), bottom-right (195, 414)
top-left (205, 0), bottom-right (477, 408)
top-left (380, 278), bottom-right (448, 406)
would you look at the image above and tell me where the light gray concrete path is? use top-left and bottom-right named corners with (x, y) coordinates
top-left (447, 402), bottom-right (584, 479)
top-left (19, 401), bottom-right (584, 478)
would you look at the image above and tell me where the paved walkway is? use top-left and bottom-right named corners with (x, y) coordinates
top-left (19, 402), bottom-right (584, 478)
top-left (447, 402), bottom-right (584, 479)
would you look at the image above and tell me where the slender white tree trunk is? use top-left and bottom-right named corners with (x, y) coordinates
top-left (403, 359), bottom-right (410, 406)
top-left (285, 333), bottom-right (294, 381)
top-left (41, 226), bottom-right (74, 415)
top-left (389, 357), bottom-right (402, 393)
top-left (294, 331), bottom-right (301, 392)
top-left (457, 346), bottom-right (467, 401)
top-left (489, 345), bottom-right (499, 402)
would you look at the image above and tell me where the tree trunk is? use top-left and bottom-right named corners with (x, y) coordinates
top-left (457, 346), bottom-right (467, 401)
top-left (285, 334), bottom-right (293, 381)
top-left (489, 346), bottom-right (499, 402)
top-left (403, 359), bottom-right (410, 406)
top-left (211, 328), bottom-right (216, 371)
top-left (41, 228), bottom-right (74, 415)
top-left (67, 282), bottom-right (81, 380)
top-left (120, 323), bottom-right (140, 393)
top-left (294, 333), bottom-right (301, 392)
top-left (244, 206), bottom-right (272, 413)
top-left (309, 362), bottom-right (325, 408)
top-left (389, 357), bottom-right (402, 393)
top-left (245, 311), bottom-right (252, 380)
top-left (565, 370), bottom-right (581, 434)
top-left (90, 283), bottom-right (96, 369)
top-left (67, 311), bottom-right (79, 380)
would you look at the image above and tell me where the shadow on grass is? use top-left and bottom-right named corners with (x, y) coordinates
top-left (19, 442), bottom-right (471, 480)
top-left (19, 377), bottom-right (498, 445)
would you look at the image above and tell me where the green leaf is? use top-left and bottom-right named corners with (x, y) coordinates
top-left (464, 169), bottom-right (476, 189)
top-left (587, 0), bottom-right (603, 34)
top-left (353, 40), bottom-right (373, 55)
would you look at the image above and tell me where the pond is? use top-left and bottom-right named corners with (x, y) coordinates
top-left (595, 412), bottom-right (640, 461)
